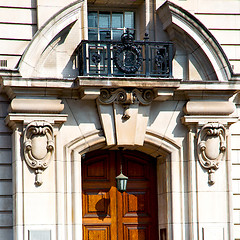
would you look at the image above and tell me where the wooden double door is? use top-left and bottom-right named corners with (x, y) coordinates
top-left (82, 150), bottom-right (158, 240)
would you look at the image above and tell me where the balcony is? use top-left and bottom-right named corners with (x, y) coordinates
top-left (78, 31), bottom-right (173, 78)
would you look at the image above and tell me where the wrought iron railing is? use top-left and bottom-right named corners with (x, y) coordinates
top-left (78, 31), bottom-right (173, 78)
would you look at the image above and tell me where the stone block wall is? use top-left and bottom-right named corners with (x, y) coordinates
top-left (0, 1), bottom-right (37, 69)
top-left (231, 111), bottom-right (240, 239)
top-left (0, 95), bottom-right (12, 239)
top-left (156, 0), bottom-right (240, 73)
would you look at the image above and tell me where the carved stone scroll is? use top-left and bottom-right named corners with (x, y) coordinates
top-left (99, 88), bottom-right (154, 105)
top-left (98, 88), bottom-right (154, 120)
top-left (23, 121), bottom-right (54, 186)
top-left (197, 123), bottom-right (226, 185)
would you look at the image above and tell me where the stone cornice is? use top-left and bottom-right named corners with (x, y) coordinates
top-left (0, 76), bottom-right (182, 100)
top-left (0, 76), bottom-right (78, 99)
top-left (1, 76), bottom-right (239, 101)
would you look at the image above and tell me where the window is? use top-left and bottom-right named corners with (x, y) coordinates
top-left (88, 11), bottom-right (135, 40)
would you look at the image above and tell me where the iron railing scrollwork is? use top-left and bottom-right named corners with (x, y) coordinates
top-left (113, 30), bottom-right (143, 74)
top-left (78, 30), bottom-right (173, 78)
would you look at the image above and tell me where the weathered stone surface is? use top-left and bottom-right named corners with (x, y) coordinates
top-left (10, 99), bottom-right (64, 113)
top-left (184, 101), bottom-right (235, 115)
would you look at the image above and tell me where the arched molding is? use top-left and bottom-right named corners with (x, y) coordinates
top-left (65, 129), bottom-right (182, 158)
top-left (18, 0), bottom-right (86, 78)
top-left (157, 1), bottom-right (233, 81)
top-left (65, 130), bottom-right (106, 157)
top-left (63, 129), bottom-right (184, 240)
top-left (144, 129), bottom-right (181, 154)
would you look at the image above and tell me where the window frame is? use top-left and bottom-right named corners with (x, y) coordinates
top-left (87, 8), bottom-right (137, 41)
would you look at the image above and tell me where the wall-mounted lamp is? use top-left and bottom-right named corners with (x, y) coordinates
top-left (116, 148), bottom-right (128, 193)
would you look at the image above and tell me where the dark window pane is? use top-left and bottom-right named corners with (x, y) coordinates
top-left (88, 29), bottom-right (98, 40)
top-left (100, 30), bottom-right (111, 40)
top-left (112, 29), bottom-right (123, 40)
top-left (112, 12), bottom-right (123, 28)
top-left (125, 12), bottom-right (134, 29)
top-left (88, 11), bottom-right (135, 40)
top-left (99, 12), bottom-right (110, 28)
top-left (88, 12), bottom-right (98, 28)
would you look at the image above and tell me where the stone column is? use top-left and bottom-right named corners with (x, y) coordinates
top-left (182, 100), bottom-right (237, 240)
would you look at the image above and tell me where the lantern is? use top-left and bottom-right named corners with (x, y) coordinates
top-left (116, 147), bottom-right (128, 193)
top-left (116, 172), bottom-right (128, 193)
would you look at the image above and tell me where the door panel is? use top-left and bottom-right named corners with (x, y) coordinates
top-left (83, 190), bottom-right (110, 218)
top-left (123, 190), bottom-right (149, 217)
top-left (82, 150), bottom-right (158, 240)
top-left (83, 153), bottom-right (110, 181)
top-left (124, 225), bottom-right (149, 240)
top-left (84, 225), bottom-right (110, 240)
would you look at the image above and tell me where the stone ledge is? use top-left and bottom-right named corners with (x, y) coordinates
top-left (5, 113), bottom-right (68, 130)
top-left (76, 76), bottom-right (181, 88)
top-left (181, 115), bottom-right (238, 126)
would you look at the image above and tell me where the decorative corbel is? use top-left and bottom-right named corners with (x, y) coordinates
top-left (23, 121), bottom-right (54, 186)
top-left (97, 88), bottom-right (154, 146)
top-left (98, 88), bottom-right (154, 120)
top-left (197, 123), bottom-right (226, 185)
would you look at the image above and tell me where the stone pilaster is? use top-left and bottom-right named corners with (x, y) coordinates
top-left (5, 98), bottom-right (67, 240)
top-left (182, 100), bottom-right (237, 240)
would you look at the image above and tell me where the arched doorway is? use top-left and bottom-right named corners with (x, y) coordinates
top-left (82, 150), bottom-right (159, 240)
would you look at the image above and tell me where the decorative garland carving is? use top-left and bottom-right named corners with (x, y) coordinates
top-left (23, 121), bottom-right (54, 186)
top-left (197, 123), bottom-right (226, 185)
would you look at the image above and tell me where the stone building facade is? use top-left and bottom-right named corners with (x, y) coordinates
top-left (0, 0), bottom-right (240, 240)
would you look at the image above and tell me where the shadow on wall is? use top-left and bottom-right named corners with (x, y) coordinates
top-left (148, 100), bottom-right (186, 139)
top-left (33, 21), bottom-right (79, 78)
top-left (62, 52), bottom-right (79, 78)
top-left (60, 22), bottom-right (80, 78)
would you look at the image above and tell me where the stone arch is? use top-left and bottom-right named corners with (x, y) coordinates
top-left (18, 0), bottom-right (86, 78)
top-left (157, 1), bottom-right (233, 81)
top-left (63, 129), bottom-right (184, 240)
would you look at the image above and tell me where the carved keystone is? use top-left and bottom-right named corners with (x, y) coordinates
top-left (97, 88), bottom-right (154, 146)
top-left (197, 123), bottom-right (226, 185)
top-left (23, 121), bottom-right (54, 186)
top-left (99, 88), bottom-right (154, 120)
